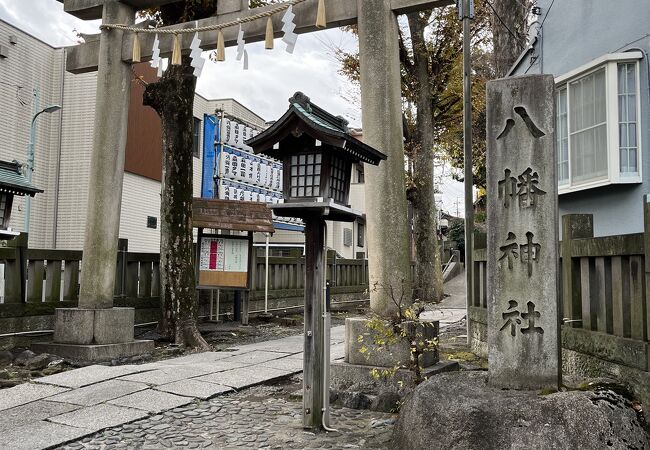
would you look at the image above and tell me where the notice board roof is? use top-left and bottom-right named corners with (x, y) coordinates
top-left (193, 198), bottom-right (274, 233)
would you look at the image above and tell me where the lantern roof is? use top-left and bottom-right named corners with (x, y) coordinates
top-left (245, 92), bottom-right (387, 165)
top-left (0, 160), bottom-right (43, 197)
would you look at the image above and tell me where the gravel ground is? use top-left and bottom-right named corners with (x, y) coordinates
top-left (55, 375), bottom-right (396, 450)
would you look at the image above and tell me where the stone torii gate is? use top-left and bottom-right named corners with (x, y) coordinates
top-left (55, 0), bottom-right (451, 358)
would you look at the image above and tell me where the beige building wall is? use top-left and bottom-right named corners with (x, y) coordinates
top-left (55, 70), bottom-right (95, 249)
top-left (206, 98), bottom-right (267, 128)
top-left (0, 21), bottom-right (64, 248)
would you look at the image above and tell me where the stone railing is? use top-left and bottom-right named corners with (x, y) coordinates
top-left (468, 200), bottom-right (650, 403)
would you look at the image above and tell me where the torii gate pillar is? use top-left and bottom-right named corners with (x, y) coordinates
top-left (358, 0), bottom-right (413, 317)
top-left (35, 0), bottom-right (154, 360)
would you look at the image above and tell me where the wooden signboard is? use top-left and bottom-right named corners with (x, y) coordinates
top-left (193, 198), bottom-right (275, 233)
top-left (193, 198), bottom-right (273, 290)
top-left (197, 231), bottom-right (253, 289)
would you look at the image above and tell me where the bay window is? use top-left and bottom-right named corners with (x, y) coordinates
top-left (555, 53), bottom-right (643, 193)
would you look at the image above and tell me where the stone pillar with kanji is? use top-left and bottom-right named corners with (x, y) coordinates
top-left (486, 75), bottom-right (560, 390)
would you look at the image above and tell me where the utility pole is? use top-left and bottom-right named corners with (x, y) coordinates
top-left (460, 0), bottom-right (474, 337)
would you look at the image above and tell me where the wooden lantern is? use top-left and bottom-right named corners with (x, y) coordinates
top-left (246, 92), bottom-right (386, 221)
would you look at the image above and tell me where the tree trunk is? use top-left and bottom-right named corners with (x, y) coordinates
top-left (492, 0), bottom-right (529, 77)
top-left (407, 12), bottom-right (444, 303)
top-left (143, 56), bottom-right (209, 350)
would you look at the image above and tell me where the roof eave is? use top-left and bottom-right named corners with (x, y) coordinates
top-left (0, 183), bottom-right (43, 197)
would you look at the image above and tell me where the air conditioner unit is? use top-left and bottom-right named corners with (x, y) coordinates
top-left (0, 45), bottom-right (8, 58)
top-left (9, 35), bottom-right (18, 45)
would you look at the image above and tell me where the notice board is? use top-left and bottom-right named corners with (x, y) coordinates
top-left (197, 232), bottom-right (252, 289)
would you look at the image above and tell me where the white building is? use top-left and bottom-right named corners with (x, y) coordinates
top-left (0, 19), bottom-right (368, 258)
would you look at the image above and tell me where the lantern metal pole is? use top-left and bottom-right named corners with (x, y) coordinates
top-left (461, 0), bottom-right (474, 340)
top-left (321, 223), bottom-right (336, 432)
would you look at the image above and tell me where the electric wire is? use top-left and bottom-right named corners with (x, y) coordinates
top-left (539, 0), bottom-right (556, 28)
top-left (483, 0), bottom-right (519, 42)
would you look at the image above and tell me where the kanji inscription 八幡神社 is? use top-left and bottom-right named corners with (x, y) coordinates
top-left (486, 75), bottom-right (560, 390)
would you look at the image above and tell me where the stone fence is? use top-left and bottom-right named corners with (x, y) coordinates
top-left (469, 203), bottom-right (650, 403)
top-left (0, 235), bottom-right (372, 346)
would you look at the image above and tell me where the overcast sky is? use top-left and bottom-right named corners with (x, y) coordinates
top-left (0, 0), bottom-right (361, 125)
top-left (0, 0), bottom-right (468, 217)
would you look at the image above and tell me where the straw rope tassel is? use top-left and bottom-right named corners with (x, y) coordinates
top-left (265, 17), bottom-right (274, 50)
top-left (316, 0), bottom-right (327, 28)
top-left (217, 30), bottom-right (226, 61)
top-left (171, 34), bottom-right (182, 65)
top-left (132, 33), bottom-right (141, 62)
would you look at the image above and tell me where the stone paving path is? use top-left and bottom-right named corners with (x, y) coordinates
top-left (421, 270), bottom-right (467, 326)
top-left (0, 327), bottom-right (346, 450)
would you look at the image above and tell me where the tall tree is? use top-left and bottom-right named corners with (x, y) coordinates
top-left (141, 1), bottom-right (220, 349)
top-left (338, 5), bottom-right (491, 302)
top-left (491, 0), bottom-right (530, 77)
top-left (405, 10), bottom-right (444, 303)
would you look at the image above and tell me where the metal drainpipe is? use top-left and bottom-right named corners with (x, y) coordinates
top-left (321, 221), bottom-right (338, 433)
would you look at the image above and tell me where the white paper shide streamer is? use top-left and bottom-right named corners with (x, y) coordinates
top-left (236, 25), bottom-right (249, 70)
top-left (190, 24), bottom-right (206, 77)
top-left (150, 34), bottom-right (163, 77)
top-left (281, 5), bottom-right (298, 54)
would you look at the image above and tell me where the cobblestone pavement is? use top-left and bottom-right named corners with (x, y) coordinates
top-left (56, 378), bottom-right (395, 450)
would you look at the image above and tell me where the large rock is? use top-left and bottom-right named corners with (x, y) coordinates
top-left (392, 372), bottom-right (649, 450)
top-left (13, 350), bottom-right (36, 366)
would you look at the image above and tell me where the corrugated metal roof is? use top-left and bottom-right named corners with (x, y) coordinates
top-left (0, 161), bottom-right (43, 196)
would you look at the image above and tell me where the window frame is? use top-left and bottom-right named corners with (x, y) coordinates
top-left (192, 117), bottom-right (202, 159)
top-left (555, 52), bottom-right (643, 195)
top-left (0, 193), bottom-right (9, 229)
top-left (355, 163), bottom-right (365, 184)
top-left (357, 221), bottom-right (365, 248)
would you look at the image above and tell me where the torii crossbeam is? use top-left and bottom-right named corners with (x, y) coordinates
top-left (53, 0), bottom-right (452, 431)
top-left (62, 0), bottom-right (451, 73)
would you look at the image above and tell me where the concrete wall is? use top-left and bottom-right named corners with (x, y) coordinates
top-left (515, 0), bottom-right (650, 237)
